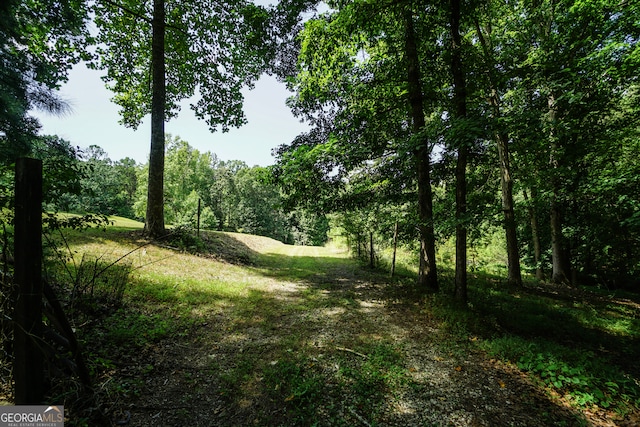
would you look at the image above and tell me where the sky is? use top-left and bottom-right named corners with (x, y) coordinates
top-left (32, 63), bottom-right (310, 167)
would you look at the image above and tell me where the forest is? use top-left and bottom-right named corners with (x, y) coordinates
top-left (1, 0), bottom-right (639, 425)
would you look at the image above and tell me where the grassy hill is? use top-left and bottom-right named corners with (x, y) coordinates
top-left (7, 218), bottom-right (638, 426)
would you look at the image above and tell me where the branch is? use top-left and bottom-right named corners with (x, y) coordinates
top-left (100, 0), bottom-right (152, 24)
top-left (100, 0), bottom-right (189, 37)
top-left (335, 346), bottom-right (368, 358)
top-left (348, 407), bottom-right (372, 427)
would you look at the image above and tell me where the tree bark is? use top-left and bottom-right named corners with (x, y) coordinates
top-left (523, 188), bottom-right (545, 280)
top-left (404, 9), bottom-right (438, 292)
top-left (474, 20), bottom-right (522, 287)
top-left (450, 0), bottom-right (468, 302)
top-left (550, 196), bottom-right (569, 283)
top-left (496, 130), bottom-right (522, 286)
top-left (548, 94), bottom-right (569, 283)
top-left (145, 0), bottom-right (166, 238)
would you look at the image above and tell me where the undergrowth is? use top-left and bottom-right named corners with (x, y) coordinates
top-left (419, 270), bottom-right (640, 417)
top-left (483, 336), bottom-right (640, 411)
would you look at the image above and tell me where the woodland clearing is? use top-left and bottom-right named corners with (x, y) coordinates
top-left (3, 222), bottom-right (639, 426)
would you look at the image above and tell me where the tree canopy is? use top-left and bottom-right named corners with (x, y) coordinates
top-left (0, 0), bottom-right (90, 161)
top-left (274, 0), bottom-right (640, 290)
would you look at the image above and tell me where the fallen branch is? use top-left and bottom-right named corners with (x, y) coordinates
top-left (349, 407), bottom-right (372, 427)
top-left (336, 346), bottom-right (367, 359)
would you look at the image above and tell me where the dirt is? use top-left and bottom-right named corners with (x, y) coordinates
top-left (94, 244), bottom-right (639, 427)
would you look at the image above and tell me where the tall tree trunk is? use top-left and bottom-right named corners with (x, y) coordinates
top-left (474, 21), bottom-right (522, 287)
top-left (145, 0), bottom-right (166, 238)
top-left (496, 130), bottom-right (522, 286)
top-left (550, 196), bottom-right (569, 282)
top-left (454, 148), bottom-right (468, 301)
top-left (450, 0), bottom-right (468, 302)
top-left (523, 188), bottom-right (545, 280)
top-left (548, 94), bottom-right (569, 283)
top-left (404, 9), bottom-right (438, 292)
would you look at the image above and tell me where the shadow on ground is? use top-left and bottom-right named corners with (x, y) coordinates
top-left (112, 245), bottom-right (593, 427)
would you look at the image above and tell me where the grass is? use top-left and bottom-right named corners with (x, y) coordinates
top-left (42, 224), bottom-right (422, 425)
top-left (33, 220), bottom-right (640, 426)
top-left (422, 270), bottom-right (640, 416)
top-left (371, 234), bottom-right (640, 418)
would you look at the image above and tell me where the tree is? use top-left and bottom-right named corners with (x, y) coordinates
top-left (163, 135), bottom-right (216, 227)
top-left (0, 0), bottom-right (90, 161)
top-left (92, 0), bottom-right (273, 237)
top-left (210, 159), bottom-right (247, 231)
top-left (70, 146), bottom-right (140, 217)
top-left (447, 0), bottom-right (470, 301)
top-left (235, 166), bottom-right (290, 239)
top-left (274, 0), bottom-right (447, 291)
top-left (288, 209), bottom-right (330, 246)
top-left (508, 0), bottom-right (639, 283)
top-left (403, 4), bottom-right (440, 292)
top-left (273, 0), bottom-right (640, 290)
top-left (113, 157), bottom-right (139, 217)
top-left (30, 135), bottom-right (83, 211)
top-left (472, 1), bottom-right (523, 287)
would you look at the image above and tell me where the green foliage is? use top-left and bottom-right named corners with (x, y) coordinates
top-left (163, 135), bottom-right (216, 227)
top-left (164, 224), bottom-right (206, 253)
top-left (29, 136), bottom-right (329, 246)
top-left (233, 166), bottom-right (289, 240)
top-left (30, 136), bottom-right (84, 210)
top-left (91, 0), bottom-right (271, 131)
top-left (273, 0), bottom-right (442, 216)
top-left (337, 343), bottom-right (406, 400)
top-left (484, 336), bottom-right (640, 410)
top-left (0, 0), bottom-right (91, 160)
top-left (41, 214), bottom-right (134, 318)
top-left (106, 311), bottom-right (173, 347)
top-left (276, 0), bottom-right (640, 289)
top-left (263, 356), bottom-right (325, 423)
top-left (29, 140), bottom-right (141, 218)
top-left (288, 209), bottom-right (330, 246)
top-left (74, 147), bottom-right (138, 217)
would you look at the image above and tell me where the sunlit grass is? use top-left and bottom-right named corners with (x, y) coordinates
top-left (107, 215), bottom-right (144, 229)
top-left (46, 222), bottom-right (640, 424)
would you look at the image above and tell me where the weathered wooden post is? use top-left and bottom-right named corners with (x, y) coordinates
top-left (197, 198), bottom-right (201, 238)
top-left (391, 221), bottom-right (398, 278)
top-left (13, 157), bottom-right (43, 404)
top-left (369, 231), bottom-right (374, 269)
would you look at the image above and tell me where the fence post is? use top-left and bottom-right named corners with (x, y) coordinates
top-left (13, 157), bottom-right (43, 404)
top-left (369, 231), bottom-right (374, 269)
top-left (197, 198), bottom-right (201, 238)
top-left (391, 221), bottom-right (398, 278)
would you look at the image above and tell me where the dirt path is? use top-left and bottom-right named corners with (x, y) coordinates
top-left (118, 244), bottom-right (591, 426)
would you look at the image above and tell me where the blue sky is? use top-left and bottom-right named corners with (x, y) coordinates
top-left (33, 63), bottom-right (310, 167)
